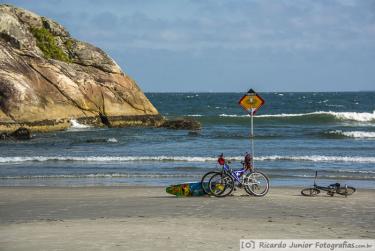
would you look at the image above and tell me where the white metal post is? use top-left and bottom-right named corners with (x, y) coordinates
top-left (250, 108), bottom-right (254, 168)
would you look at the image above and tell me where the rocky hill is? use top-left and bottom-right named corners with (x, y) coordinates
top-left (0, 4), bottom-right (163, 132)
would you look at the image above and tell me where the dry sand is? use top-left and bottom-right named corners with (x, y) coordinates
top-left (0, 186), bottom-right (374, 250)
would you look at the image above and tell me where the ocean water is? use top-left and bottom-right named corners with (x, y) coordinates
top-left (0, 92), bottom-right (374, 188)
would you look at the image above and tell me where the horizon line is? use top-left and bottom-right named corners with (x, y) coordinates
top-left (144, 90), bottom-right (375, 93)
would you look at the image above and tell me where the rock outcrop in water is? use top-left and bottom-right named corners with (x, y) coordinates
top-left (161, 119), bottom-right (201, 131)
top-left (0, 4), bottom-right (163, 132)
top-left (0, 127), bottom-right (31, 140)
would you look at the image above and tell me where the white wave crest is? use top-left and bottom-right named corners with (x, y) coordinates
top-left (0, 173), bottom-right (200, 179)
top-left (0, 156), bottom-right (219, 163)
top-left (107, 138), bottom-right (118, 143)
top-left (1, 155), bottom-right (375, 163)
top-left (219, 111), bottom-right (375, 122)
top-left (219, 114), bottom-right (248, 117)
top-left (256, 155), bottom-right (375, 163)
top-left (69, 119), bottom-right (90, 129)
top-left (257, 111), bottom-right (375, 122)
top-left (186, 114), bottom-right (203, 117)
top-left (328, 130), bottom-right (375, 138)
top-left (330, 111), bottom-right (375, 122)
top-left (336, 169), bottom-right (375, 174)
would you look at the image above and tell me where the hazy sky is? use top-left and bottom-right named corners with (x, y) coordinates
top-left (6, 0), bottom-right (375, 92)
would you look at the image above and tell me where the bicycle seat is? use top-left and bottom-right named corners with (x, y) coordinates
top-left (329, 183), bottom-right (341, 188)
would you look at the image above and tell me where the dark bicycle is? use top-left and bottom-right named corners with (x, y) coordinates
top-left (301, 171), bottom-right (356, 197)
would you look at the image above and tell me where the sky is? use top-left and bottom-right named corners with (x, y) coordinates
top-left (5, 0), bottom-right (375, 92)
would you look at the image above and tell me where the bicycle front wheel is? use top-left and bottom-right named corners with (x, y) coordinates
top-left (200, 171), bottom-right (220, 195)
top-left (337, 186), bottom-right (356, 196)
top-left (208, 173), bottom-right (234, 197)
top-left (301, 188), bottom-right (320, 196)
top-left (244, 171), bottom-right (269, 197)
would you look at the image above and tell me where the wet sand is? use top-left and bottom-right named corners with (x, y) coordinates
top-left (0, 186), bottom-right (374, 250)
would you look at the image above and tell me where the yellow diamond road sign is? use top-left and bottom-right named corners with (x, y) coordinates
top-left (238, 89), bottom-right (265, 115)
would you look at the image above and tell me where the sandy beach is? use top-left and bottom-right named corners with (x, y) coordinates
top-left (0, 186), bottom-right (374, 250)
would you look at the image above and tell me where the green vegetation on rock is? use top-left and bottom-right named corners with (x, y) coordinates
top-left (30, 27), bottom-right (71, 63)
top-left (64, 39), bottom-right (74, 51)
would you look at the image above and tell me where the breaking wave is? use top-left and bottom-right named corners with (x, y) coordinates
top-left (217, 111), bottom-right (375, 123)
top-left (186, 114), bottom-right (203, 117)
top-left (107, 138), bottom-right (118, 143)
top-left (0, 173), bottom-right (201, 179)
top-left (327, 130), bottom-right (375, 139)
top-left (1, 170), bottom-right (373, 181)
top-left (1, 155), bottom-right (375, 163)
top-left (219, 114), bottom-right (248, 118)
top-left (69, 119), bottom-right (91, 129)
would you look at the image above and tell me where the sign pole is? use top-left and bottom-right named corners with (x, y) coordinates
top-left (238, 89), bottom-right (265, 169)
top-left (250, 108), bottom-right (254, 168)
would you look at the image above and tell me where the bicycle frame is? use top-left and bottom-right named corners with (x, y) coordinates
top-left (209, 154), bottom-right (270, 197)
top-left (313, 171), bottom-right (342, 192)
top-left (222, 162), bottom-right (249, 185)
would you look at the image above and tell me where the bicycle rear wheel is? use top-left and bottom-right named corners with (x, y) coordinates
top-left (200, 171), bottom-right (220, 195)
top-left (244, 171), bottom-right (269, 197)
top-left (336, 186), bottom-right (356, 196)
top-left (208, 173), bottom-right (234, 197)
top-left (301, 188), bottom-right (320, 196)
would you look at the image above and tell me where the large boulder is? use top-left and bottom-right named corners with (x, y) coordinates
top-left (0, 4), bottom-right (163, 132)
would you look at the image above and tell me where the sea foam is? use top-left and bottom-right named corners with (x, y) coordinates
top-left (69, 119), bottom-right (91, 129)
top-left (0, 173), bottom-right (200, 179)
top-left (107, 138), bottom-right (118, 143)
top-left (328, 130), bottom-right (375, 138)
top-left (1, 155), bottom-right (374, 163)
top-left (257, 111), bottom-right (375, 122)
top-left (218, 111), bottom-right (375, 122)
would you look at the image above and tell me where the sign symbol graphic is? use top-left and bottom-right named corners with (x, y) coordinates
top-left (238, 89), bottom-right (265, 115)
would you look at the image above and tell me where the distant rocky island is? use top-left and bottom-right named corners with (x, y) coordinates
top-left (0, 4), bottom-right (169, 132)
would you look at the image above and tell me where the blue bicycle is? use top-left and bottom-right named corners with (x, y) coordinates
top-left (208, 153), bottom-right (270, 197)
